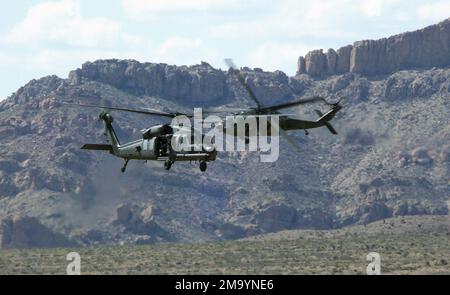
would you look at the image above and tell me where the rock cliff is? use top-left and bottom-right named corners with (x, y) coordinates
top-left (69, 60), bottom-right (230, 104)
top-left (297, 18), bottom-right (450, 76)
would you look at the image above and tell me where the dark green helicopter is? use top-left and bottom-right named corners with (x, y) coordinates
top-left (205, 59), bottom-right (342, 147)
top-left (66, 59), bottom-right (341, 172)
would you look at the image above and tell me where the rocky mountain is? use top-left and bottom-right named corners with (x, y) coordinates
top-left (298, 18), bottom-right (450, 76)
top-left (0, 20), bottom-right (449, 248)
top-left (68, 60), bottom-right (230, 105)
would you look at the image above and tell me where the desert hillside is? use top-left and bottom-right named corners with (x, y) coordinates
top-left (0, 19), bottom-right (449, 248)
top-left (0, 216), bottom-right (448, 275)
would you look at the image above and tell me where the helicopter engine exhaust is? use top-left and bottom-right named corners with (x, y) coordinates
top-left (99, 112), bottom-right (114, 124)
top-left (141, 124), bottom-right (173, 139)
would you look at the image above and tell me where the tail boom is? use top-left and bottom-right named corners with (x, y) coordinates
top-left (315, 104), bottom-right (341, 135)
top-left (81, 144), bottom-right (113, 152)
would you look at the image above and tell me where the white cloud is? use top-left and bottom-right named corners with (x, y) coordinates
top-left (361, 0), bottom-right (412, 18)
top-left (208, 0), bottom-right (446, 42)
top-left (124, 0), bottom-right (227, 11)
top-left (416, 1), bottom-right (450, 21)
top-left (122, 0), bottom-right (244, 21)
top-left (208, 0), bottom-right (364, 40)
top-left (30, 50), bottom-right (124, 70)
top-left (0, 52), bottom-right (20, 67)
top-left (360, 0), bottom-right (398, 17)
top-left (152, 37), bottom-right (202, 61)
top-left (0, 49), bottom-right (148, 76)
top-left (208, 22), bottom-right (268, 39)
top-left (0, 47), bottom-right (156, 100)
top-left (248, 43), bottom-right (318, 75)
top-left (4, 0), bottom-right (135, 47)
top-left (151, 36), bottom-right (219, 66)
top-left (274, 0), bottom-right (371, 39)
top-left (361, 0), bottom-right (385, 17)
top-left (1, 0), bottom-right (448, 99)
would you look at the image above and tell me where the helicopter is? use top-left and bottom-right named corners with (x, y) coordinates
top-left (66, 59), bottom-right (342, 173)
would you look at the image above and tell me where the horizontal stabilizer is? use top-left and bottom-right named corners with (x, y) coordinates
top-left (324, 122), bottom-right (338, 135)
top-left (81, 144), bottom-right (113, 152)
top-left (314, 105), bottom-right (341, 135)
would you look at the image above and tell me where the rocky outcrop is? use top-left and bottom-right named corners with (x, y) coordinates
top-left (361, 203), bottom-right (392, 224)
top-left (113, 204), bottom-right (174, 242)
top-left (0, 172), bottom-right (17, 197)
top-left (0, 217), bottom-right (75, 249)
top-left (297, 56), bottom-right (306, 74)
top-left (304, 50), bottom-right (327, 76)
top-left (70, 60), bottom-right (230, 104)
top-left (235, 69), bottom-right (300, 104)
top-left (252, 204), bottom-right (334, 233)
top-left (344, 128), bottom-right (375, 146)
top-left (297, 18), bottom-right (450, 76)
top-left (336, 45), bottom-right (353, 74)
top-left (0, 76), bottom-right (65, 110)
top-left (254, 205), bottom-right (298, 232)
top-left (216, 223), bottom-right (248, 239)
top-left (383, 69), bottom-right (447, 100)
top-left (411, 147), bottom-right (433, 166)
top-left (326, 49), bottom-right (338, 75)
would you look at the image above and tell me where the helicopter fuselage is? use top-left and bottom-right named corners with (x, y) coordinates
top-left (82, 112), bottom-right (217, 172)
top-left (113, 137), bottom-right (216, 163)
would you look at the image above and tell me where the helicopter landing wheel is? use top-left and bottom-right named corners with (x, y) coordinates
top-left (164, 160), bottom-right (173, 171)
top-left (121, 159), bottom-right (129, 173)
top-left (200, 161), bottom-right (207, 172)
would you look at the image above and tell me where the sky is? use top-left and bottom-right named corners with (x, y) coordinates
top-left (0, 0), bottom-right (449, 99)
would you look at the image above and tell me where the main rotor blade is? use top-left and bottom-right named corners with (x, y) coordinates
top-left (270, 119), bottom-right (302, 153)
top-left (225, 58), bottom-right (263, 109)
top-left (203, 97), bottom-right (336, 116)
top-left (61, 102), bottom-right (192, 118)
top-left (202, 107), bottom-right (253, 114)
top-left (280, 129), bottom-right (302, 153)
top-left (258, 96), bottom-right (331, 113)
top-left (202, 108), bottom-right (297, 118)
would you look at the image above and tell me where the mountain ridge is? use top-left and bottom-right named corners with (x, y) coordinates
top-left (0, 20), bottom-right (449, 248)
top-left (297, 18), bottom-right (450, 76)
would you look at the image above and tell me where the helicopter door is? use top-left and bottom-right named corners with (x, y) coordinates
top-left (141, 139), bottom-right (158, 159)
top-left (142, 139), bottom-right (151, 157)
top-left (155, 137), bottom-right (169, 157)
